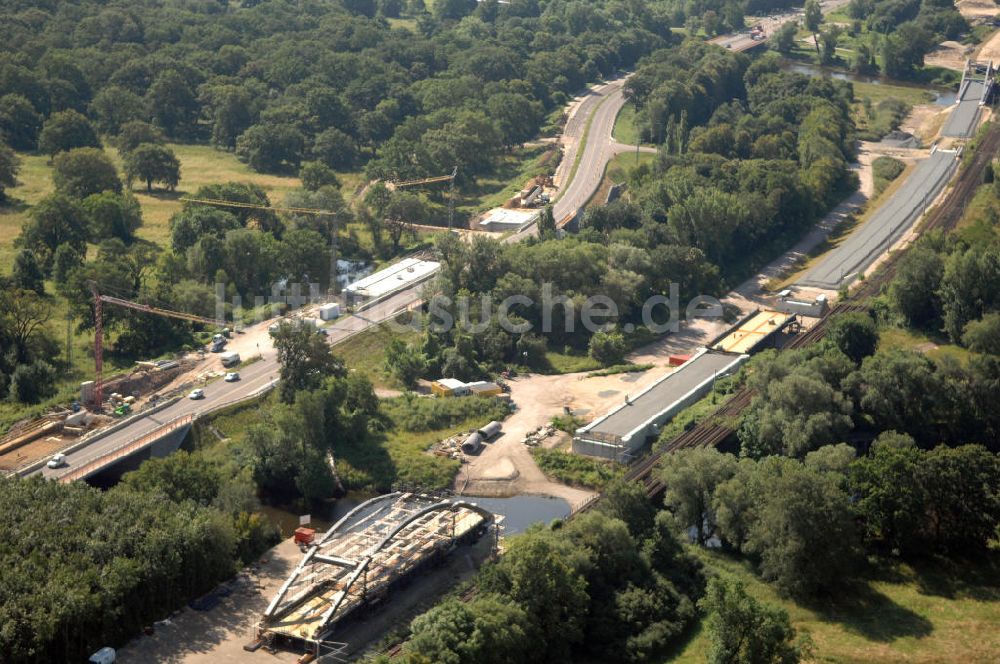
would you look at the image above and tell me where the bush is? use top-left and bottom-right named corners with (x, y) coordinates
top-left (531, 448), bottom-right (622, 489)
top-left (382, 394), bottom-right (507, 432)
top-left (873, 155), bottom-right (906, 195)
top-left (8, 360), bottom-right (57, 404)
top-left (588, 329), bottom-right (628, 367)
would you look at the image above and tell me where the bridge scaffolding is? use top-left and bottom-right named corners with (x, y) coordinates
top-left (257, 493), bottom-right (493, 656)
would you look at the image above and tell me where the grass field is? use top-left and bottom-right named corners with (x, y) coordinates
top-left (455, 144), bottom-right (558, 217)
top-left (852, 80), bottom-right (938, 107)
top-left (606, 151), bottom-right (657, 182)
top-left (334, 321), bottom-right (421, 390)
top-left (956, 183), bottom-right (1000, 243)
top-left (667, 549), bottom-right (1000, 663)
top-left (112, 143), bottom-right (304, 248)
top-left (877, 326), bottom-right (974, 365)
top-left (1, 143), bottom-right (309, 269)
top-left (613, 104), bottom-right (641, 145)
top-left (0, 153), bottom-right (53, 269)
top-left (531, 447), bottom-right (623, 489)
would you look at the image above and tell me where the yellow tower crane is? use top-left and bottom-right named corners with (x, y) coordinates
top-left (179, 197), bottom-right (343, 298)
top-left (392, 165), bottom-right (458, 230)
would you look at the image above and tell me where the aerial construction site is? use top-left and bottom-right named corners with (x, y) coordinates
top-left (253, 493), bottom-right (495, 658)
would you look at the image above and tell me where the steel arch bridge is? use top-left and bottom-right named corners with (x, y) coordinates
top-left (260, 493), bottom-right (493, 648)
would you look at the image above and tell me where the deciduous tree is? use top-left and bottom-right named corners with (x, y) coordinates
top-left (52, 147), bottom-right (121, 198)
top-left (18, 193), bottom-right (89, 270)
top-left (38, 109), bottom-right (100, 156)
top-left (272, 321), bottom-right (346, 402)
top-left (124, 143), bottom-right (180, 191)
top-left (0, 143), bottom-right (19, 201)
top-left (700, 576), bottom-right (801, 664)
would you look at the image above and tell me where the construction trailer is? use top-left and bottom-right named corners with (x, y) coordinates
top-left (430, 379), bottom-right (503, 398)
top-left (257, 493), bottom-right (493, 656)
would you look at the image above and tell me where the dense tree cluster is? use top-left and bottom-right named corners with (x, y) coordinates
top-left (404, 499), bottom-right (704, 663)
top-left (0, 0), bottom-right (672, 182)
top-left (659, 442), bottom-right (1000, 599)
top-left (0, 288), bottom-right (58, 404)
top-left (0, 469), bottom-right (278, 663)
top-left (888, 231), bottom-right (1000, 347)
top-left (378, 49), bottom-right (859, 381)
top-left (846, 0), bottom-right (967, 77)
top-left (739, 333), bottom-right (1000, 455)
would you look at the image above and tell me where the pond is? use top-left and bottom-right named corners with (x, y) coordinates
top-left (261, 492), bottom-right (572, 538)
top-left (461, 494), bottom-right (572, 535)
top-left (782, 62), bottom-right (957, 106)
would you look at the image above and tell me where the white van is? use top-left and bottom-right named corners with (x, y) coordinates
top-left (221, 352), bottom-right (240, 368)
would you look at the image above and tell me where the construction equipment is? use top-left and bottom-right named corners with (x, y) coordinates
top-left (393, 165), bottom-right (458, 230)
top-left (180, 197), bottom-right (343, 297)
top-left (90, 284), bottom-right (222, 409)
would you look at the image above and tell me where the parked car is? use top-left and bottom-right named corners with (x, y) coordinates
top-left (47, 453), bottom-right (67, 469)
top-left (224, 372), bottom-right (240, 382)
top-left (189, 388), bottom-right (205, 400)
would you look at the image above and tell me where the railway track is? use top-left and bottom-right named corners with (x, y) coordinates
top-left (616, 122), bottom-right (1000, 502)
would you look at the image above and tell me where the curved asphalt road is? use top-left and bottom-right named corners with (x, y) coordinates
top-left (508, 76), bottom-right (632, 242)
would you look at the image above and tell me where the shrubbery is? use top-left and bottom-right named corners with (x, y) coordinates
top-left (531, 448), bottom-right (622, 489)
top-left (382, 394), bottom-right (508, 433)
top-left (873, 155), bottom-right (906, 195)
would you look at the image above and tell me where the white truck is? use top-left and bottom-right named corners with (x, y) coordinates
top-left (221, 351), bottom-right (240, 368)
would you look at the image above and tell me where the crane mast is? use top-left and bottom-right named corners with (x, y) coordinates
top-left (89, 285), bottom-right (222, 409)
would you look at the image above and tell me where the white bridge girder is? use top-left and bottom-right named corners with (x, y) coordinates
top-left (261, 493), bottom-right (492, 645)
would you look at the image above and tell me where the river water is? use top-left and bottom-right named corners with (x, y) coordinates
top-left (261, 492), bottom-right (572, 538)
top-left (782, 62), bottom-right (957, 106)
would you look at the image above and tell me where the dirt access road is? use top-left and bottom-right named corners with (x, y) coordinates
top-left (455, 315), bottom-right (730, 503)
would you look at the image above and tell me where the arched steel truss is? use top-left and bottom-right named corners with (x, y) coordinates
top-left (262, 493), bottom-right (492, 643)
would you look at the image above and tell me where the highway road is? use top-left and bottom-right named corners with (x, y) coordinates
top-left (799, 149), bottom-right (958, 290)
top-left (942, 79), bottom-right (984, 137)
top-left (507, 75), bottom-right (632, 241)
top-left (552, 80), bottom-right (629, 222)
top-left (29, 287), bottom-right (425, 480)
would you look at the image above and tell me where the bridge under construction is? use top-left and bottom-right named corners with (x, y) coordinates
top-left (942, 59), bottom-right (995, 138)
top-left (256, 493), bottom-right (494, 656)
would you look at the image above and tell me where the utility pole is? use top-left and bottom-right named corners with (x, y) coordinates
top-left (91, 284), bottom-right (103, 409)
top-left (448, 165), bottom-right (457, 230)
top-left (327, 212), bottom-right (339, 300)
top-left (65, 310), bottom-right (72, 368)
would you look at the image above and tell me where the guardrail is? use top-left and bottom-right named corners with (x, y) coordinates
top-left (53, 382), bottom-right (279, 483)
top-left (58, 413), bottom-right (195, 483)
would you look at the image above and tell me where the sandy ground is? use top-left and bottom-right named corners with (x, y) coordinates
top-left (455, 315), bottom-right (730, 503)
top-left (958, 0), bottom-right (1000, 20)
top-left (977, 26), bottom-right (1000, 62)
top-left (118, 540), bottom-right (301, 664)
top-left (926, 40), bottom-right (974, 71)
top-left (902, 104), bottom-right (953, 145)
